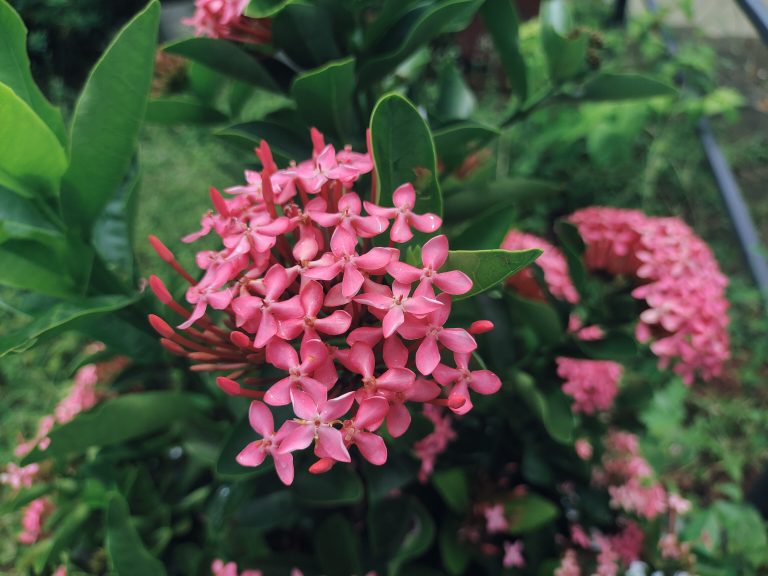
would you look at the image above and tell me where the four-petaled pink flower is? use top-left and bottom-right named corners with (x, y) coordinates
top-left (340, 395), bottom-right (389, 465)
top-left (237, 401), bottom-right (296, 485)
top-left (433, 351), bottom-right (502, 414)
top-left (388, 234), bottom-right (472, 297)
top-left (264, 339), bottom-right (331, 405)
top-left (355, 282), bottom-right (443, 337)
top-left (278, 280), bottom-right (352, 343)
top-left (365, 183), bottom-right (442, 243)
top-left (306, 193), bottom-right (387, 238)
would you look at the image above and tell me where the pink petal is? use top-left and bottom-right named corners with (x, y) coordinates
top-left (470, 370), bottom-right (502, 395)
top-left (300, 338), bottom-right (328, 370)
top-left (354, 292), bottom-right (392, 310)
top-left (338, 192), bottom-right (362, 214)
top-left (363, 201), bottom-right (397, 219)
top-left (259, 216), bottom-right (291, 236)
top-left (320, 391), bottom-right (356, 421)
top-left (348, 342), bottom-right (375, 377)
top-left (387, 403), bottom-right (412, 438)
top-left (409, 378), bottom-right (441, 401)
top-left (382, 306), bottom-right (405, 338)
top-left (376, 368), bottom-right (416, 391)
top-left (353, 215), bottom-right (389, 237)
top-left (207, 289), bottom-right (233, 310)
top-left (248, 401), bottom-right (275, 437)
top-left (272, 451), bottom-right (294, 485)
top-left (263, 264), bottom-right (290, 300)
top-left (342, 264), bottom-right (365, 298)
top-left (354, 431), bottom-right (387, 465)
top-left (346, 326), bottom-right (383, 348)
top-left (421, 235), bottom-right (449, 268)
top-left (266, 340), bottom-right (299, 371)
top-left (178, 300), bottom-right (207, 330)
top-left (303, 261), bottom-right (343, 281)
top-left (409, 212), bottom-right (442, 233)
top-left (316, 427), bottom-right (351, 462)
top-left (301, 281), bottom-right (324, 316)
top-left (355, 247), bottom-right (397, 272)
top-left (254, 312), bottom-right (279, 348)
top-left (387, 261), bottom-right (423, 284)
top-left (297, 376), bottom-right (329, 403)
top-left (383, 335), bottom-right (409, 367)
top-left (315, 310), bottom-right (352, 335)
top-left (354, 396), bottom-right (390, 430)
top-left (236, 442), bottom-right (267, 467)
top-left (434, 270), bottom-right (473, 295)
top-left (324, 283), bottom-right (351, 307)
top-left (330, 226), bottom-right (357, 257)
top-left (277, 424), bottom-right (315, 454)
top-left (390, 214), bottom-right (413, 243)
top-left (264, 377), bottom-right (294, 406)
top-left (309, 212), bottom-right (340, 228)
top-left (432, 364), bottom-right (461, 387)
top-left (392, 183), bottom-right (415, 208)
top-left (439, 328), bottom-right (477, 353)
top-left (290, 388), bottom-right (319, 420)
top-left (405, 296), bottom-right (443, 317)
top-left (416, 335), bottom-right (441, 375)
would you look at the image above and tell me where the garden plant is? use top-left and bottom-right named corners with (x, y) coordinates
top-left (2, 0), bottom-right (768, 575)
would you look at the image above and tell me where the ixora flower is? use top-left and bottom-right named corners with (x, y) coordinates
top-left (184, 0), bottom-right (272, 44)
top-left (149, 129), bottom-right (502, 485)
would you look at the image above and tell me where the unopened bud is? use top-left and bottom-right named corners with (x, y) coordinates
top-left (160, 338), bottom-right (185, 356)
top-left (148, 314), bottom-right (175, 338)
top-left (148, 235), bottom-right (174, 263)
top-left (149, 275), bottom-right (173, 304)
top-left (448, 393), bottom-right (466, 410)
top-left (469, 320), bottom-right (494, 334)
top-left (230, 331), bottom-right (251, 348)
top-left (309, 458), bottom-right (335, 475)
top-left (216, 376), bottom-right (242, 396)
top-left (209, 187), bottom-right (230, 217)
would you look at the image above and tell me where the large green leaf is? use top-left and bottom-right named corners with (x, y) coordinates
top-left (291, 58), bottom-right (356, 143)
top-left (504, 493), bottom-right (559, 533)
top-left (358, 0), bottom-right (480, 85)
top-left (513, 371), bottom-right (574, 444)
top-left (314, 515), bottom-right (361, 576)
top-left (145, 98), bottom-right (227, 124)
top-left (61, 1), bottom-right (160, 231)
top-left (580, 73), bottom-right (677, 101)
top-left (369, 496), bottom-right (435, 571)
top-left (540, 0), bottom-right (588, 84)
top-left (245, 0), bottom-right (298, 17)
top-left (445, 249), bottom-right (541, 300)
top-left (293, 465), bottom-right (364, 507)
top-left (272, 4), bottom-right (341, 69)
top-left (217, 120), bottom-right (312, 163)
top-left (435, 64), bottom-right (476, 121)
top-left (21, 391), bottom-right (206, 464)
top-left (432, 468), bottom-right (470, 514)
top-left (433, 121), bottom-right (499, 173)
top-left (0, 0), bottom-right (65, 143)
top-left (480, 0), bottom-right (527, 102)
top-left (0, 186), bottom-right (62, 243)
top-left (370, 93), bottom-right (442, 224)
top-left (106, 494), bottom-right (166, 576)
top-left (0, 83), bottom-right (67, 198)
top-left (164, 37), bottom-right (279, 91)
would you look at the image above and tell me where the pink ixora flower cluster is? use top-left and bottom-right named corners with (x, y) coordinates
top-left (569, 207), bottom-right (730, 385)
top-left (212, 561), bottom-right (375, 576)
top-left (149, 129), bottom-right (502, 485)
top-left (18, 497), bottom-right (53, 544)
top-left (183, 0), bottom-right (272, 44)
top-left (556, 357), bottom-right (623, 415)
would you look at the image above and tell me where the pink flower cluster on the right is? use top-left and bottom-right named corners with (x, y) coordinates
top-left (555, 357), bottom-right (622, 415)
top-left (569, 207), bottom-right (730, 384)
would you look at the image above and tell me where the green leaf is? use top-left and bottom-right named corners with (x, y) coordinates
top-left (164, 37), bottom-right (279, 91)
top-left (145, 98), bottom-right (227, 124)
top-left (246, 0), bottom-right (298, 17)
top-left (314, 515), bottom-right (361, 576)
top-left (0, 295), bottom-right (135, 357)
top-left (581, 73), bottom-right (677, 101)
top-left (577, 333), bottom-right (638, 360)
top-left (217, 119), bottom-right (312, 163)
top-left (432, 468), bottom-right (470, 514)
top-left (445, 249), bottom-right (542, 300)
top-left (554, 220), bottom-right (587, 299)
top-left (106, 493), bottom-right (167, 576)
top-left (291, 58), bottom-right (356, 142)
top-left (21, 391), bottom-right (206, 464)
top-left (0, 0), bottom-right (66, 143)
top-left (369, 496), bottom-right (435, 571)
top-left (0, 83), bottom-right (67, 198)
top-left (62, 1), bottom-right (160, 231)
top-left (359, 0), bottom-right (480, 85)
top-left (0, 186), bottom-right (62, 243)
top-left (540, 0), bottom-right (588, 83)
top-left (272, 4), bottom-right (341, 68)
top-left (439, 517), bottom-right (471, 575)
top-left (480, 0), bottom-right (527, 102)
top-left (506, 294), bottom-right (564, 347)
top-left (435, 64), bottom-right (476, 121)
top-left (44, 503), bottom-right (91, 569)
top-left (513, 372), bottom-right (574, 444)
top-left (445, 177), bottom-right (562, 221)
top-left (294, 465), bottom-right (364, 507)
top-left (505, 493), bottom-right (559, 533)
top-left (370, 93), bottom-right (442, 232)
top-left (433, 121), bottom-right (499, 173)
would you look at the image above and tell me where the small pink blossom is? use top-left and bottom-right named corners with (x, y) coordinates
top-left (387, 234), bottom-right (472, 297)
top-left (502, 540), bottom-right (525, 568)
top-left (236, 401), bottom-right (296, 485)
top-left (554, 550), bottom-right (581, 576)
top-left (556, 358), bottom-right (622, 415)
top-left (413, 405), bottom-right (456, 482)
top-left (433, 352), bottom-right (502, 415)
top-left (574, 439), bottom-right (593, 461)
top-left (483, 504), bottom-right (509, 534)
top-left (18, 497), bottom-right (53, 545)
top-left (364, 183), bottom-right (442, 243)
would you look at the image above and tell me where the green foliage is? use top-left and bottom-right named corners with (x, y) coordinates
top-left (106, 493), bottom-right (166, 576)
top-left (445, 248), bottom-right (542, 300)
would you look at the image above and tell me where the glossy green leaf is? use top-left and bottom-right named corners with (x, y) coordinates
top-left (505, 493), bottom-right (559, 533)
top-left (106, 494), bottom-right (166, 576)
top-left (294, 465), bottom-right (364, 507)
top-left (540, 0), bottom-right (588, 83)
top-left (506, 294), bottom-right (564, 347)
top-left (445, 177), bottom-right (561, 221)
top-left (370, 93), bottom-right (442, 225)
top-left (187, 61), bottom-right (226, 105)
top-left (233, 490), bottom-right (299, 531)
top-left (217, 120), bottom-right (312, 162)
top-left (164, 37), bottom-right (279, 91)
top-left (0, 186), bottom-right (61, 243)
top-left (62, 1), bottom-right (160, 231)
top-left (480, 0), bottom-right (527, 101)
top-left (245, 0), bottom-right (298, 17)
top-left (435, 64), bottom-right (476, 121)
top-left (445, 248), bottom-right (542, 300)
top-left (0, 83), bottom-right (67, 198)
top-left (21, 391), bottom-right (206, 464)
top-left (272, 4), bottom-right (341, 68)
top-left (358, 0), bottom-right (480, 85)
top-left (432, 468), bottom-right (470, 514)
top-left (145, 98), bottom-right (227, 124)
top-left (44, 503), bottom-right (91, 569)
top-left (0, 0), bottom-right (65, 143)
top-left (291, 58), bottom-right (356, 142)
top-left (513, 371), bottom-right (574, 444)
top-left (581, 73), bottom-right (677, 101)
top-left (439, 517), bottom-right (471, 575)
top-left (314, 515), bottom-right (361, 576)
top-left (433, 121), bottom-right (499, 173)
top-left (369, 496), bottom-right (435, 570)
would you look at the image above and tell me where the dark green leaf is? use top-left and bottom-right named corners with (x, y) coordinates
top-left (62, 1), bottom-right (160, 231)
top-left (554, 220), bottom-right (587, 299)
top-left (435, 64), bottom-right (476, 121)
top-left (369, 496), bottom-right (435, 570)
top-left (358, 0), bottom-right (480, 85)
top-left (439, 517), bottom-right (471, 575)
top-left (314, 515), bottom-right (361, 576)
top-left (0, 186), bottom-right (61, 243)
top-left (145, 98), bottom-right (227, 124)
top-left (577, 333), bottom-right (638, 360)
top-left (217, 120), bottom-right (312, 163)
top-left (0, 83), bottom-right (67, 198)
top-left (245, 0), bottom-right (298, 17)
top-left (513, 371), bottom-right (574, 444)
top-left (433, 121), bottom-right (499, 173)
top-left (187, 61), bottom-right (226, 105)
top-left (22, 392), bottom-right (207, 464)
top-left (294, 465), bottom-right (364, 507)
top-left (581, 73), bottom-right (677, 101)
top-left (432, 468), bottom-right (470, 514)
top-left (44, 503), bottom-right (91, 569)
top-left (164, 37), bottom-right (279, 92)
top-left (445, 248), bottom-right (541, 300)
top-left (450, 202), bottom-right (517, 250)
top-left (272, 4), bottom-right (341, 68)
top-left (540, 0), bottom-right (588, 83)
top-left (106, 493), bottom-right (166, 576)
top-left (291, 58), bottom-right (356, 142)
top-left (370, 93), bottom-right (442, 233)
top-left (0, 0), bottom-right (65, 143)
top-left (504, 493), bottom-right (559, 533)
top-left (506, 294), bottom-right (564, 347)
top-left (233, 490), bottom-right (299, 530)
top-left (480, 0), bottom-right (527, 101)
